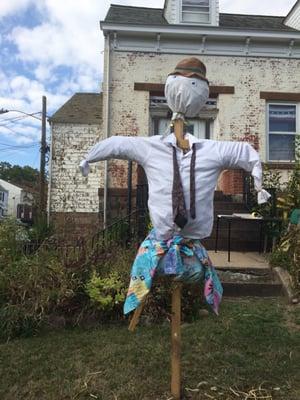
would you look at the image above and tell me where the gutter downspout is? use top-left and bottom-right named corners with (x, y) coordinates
top-left (103, 32), bottom-right (111, 229)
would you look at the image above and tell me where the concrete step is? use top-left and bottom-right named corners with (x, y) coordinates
top-left (216, 267), bottom-right (284, 298)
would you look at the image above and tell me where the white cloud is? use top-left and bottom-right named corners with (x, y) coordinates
top-left (0, 0), bottom-right (34, 18)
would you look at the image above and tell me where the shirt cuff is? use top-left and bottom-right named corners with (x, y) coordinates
top-left (79, 159), bottom-right (90, 177)
top-left (257, 189), bottom-right (271, 205)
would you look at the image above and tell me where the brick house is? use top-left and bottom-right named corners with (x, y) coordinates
top-left (48, 0), bottom-right (300, 238)
top-left (48, 93), bottom-right (104, 237)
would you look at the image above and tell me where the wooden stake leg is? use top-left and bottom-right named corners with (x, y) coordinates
top-left (128, 300), bottom-right (146, 332)
top-left (171, 283), bottom-right (182, 400)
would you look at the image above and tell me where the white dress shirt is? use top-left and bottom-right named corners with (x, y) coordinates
top-left (80, 133), bottom-right (270, 240)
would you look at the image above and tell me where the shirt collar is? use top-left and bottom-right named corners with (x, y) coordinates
top-left (161, 132), bottom-right (204, 148)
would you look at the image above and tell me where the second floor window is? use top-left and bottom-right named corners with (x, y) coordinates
top-left (182, 0), bottom-right (210, 24)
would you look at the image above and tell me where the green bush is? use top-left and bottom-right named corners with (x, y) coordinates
top-left (0, 251), bottom-right (80, 341)
top-left (0, 218), bottom-right (29, 265)
top-left (85, 271), bottom-right (126, 312)
top-left (270, 225), bottom-right (300, 294)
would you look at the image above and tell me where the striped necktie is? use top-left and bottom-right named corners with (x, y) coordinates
top-left (172, 143), bottom-right (196, 229)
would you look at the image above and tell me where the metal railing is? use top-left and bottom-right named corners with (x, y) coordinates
top-left (21, 208), bottom-right (149, 266)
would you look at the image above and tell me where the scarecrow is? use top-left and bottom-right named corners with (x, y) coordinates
top-left (80, 57), bottom-right (270, 397)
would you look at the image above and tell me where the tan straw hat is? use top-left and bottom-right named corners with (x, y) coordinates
top-left (169, 57), bottom-right (209, 84)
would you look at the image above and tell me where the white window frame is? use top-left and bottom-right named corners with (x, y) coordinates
top-left (180, 0), bottom-right (211, 25)
top-left (267, 102), bottom-right (299, 162)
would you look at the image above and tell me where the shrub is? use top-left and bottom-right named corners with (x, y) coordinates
top-left (0, 218), bottom-right (29, 265)
top-left (0, 251), bottom-right (80, 341)
top-left (270, 225), bottom-right (300, 294)
top-left (84, 271), bottom-right (126, 314)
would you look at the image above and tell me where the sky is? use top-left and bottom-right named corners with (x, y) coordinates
top-left (0, 0), bottom-right (297, 169)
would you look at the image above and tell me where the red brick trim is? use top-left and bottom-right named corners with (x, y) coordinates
top-left (260, 92), bottom-right (300, 101)
top-left (134, 82), bottom-right (234, 97)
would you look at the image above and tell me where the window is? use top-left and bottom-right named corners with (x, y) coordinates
top-left (152, 117), bottom-right (207, 139)
top-left (182, 0), bottom-right (210, 24)
top-left (268, 103), bottom-right (298, 161)
top-left (0, 191), bottom-right (4, 202)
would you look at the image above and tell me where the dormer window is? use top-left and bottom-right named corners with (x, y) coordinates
top-left (182, 0), bottom-right (210, 24)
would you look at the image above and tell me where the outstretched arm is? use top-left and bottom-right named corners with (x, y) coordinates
top-left (217, 141), bottom-right (271, 204)
top-left (79, 136), bottom-right (151, 176)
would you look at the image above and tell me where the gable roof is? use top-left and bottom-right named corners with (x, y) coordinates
top-left (49, 93), bottom-right (103, 124)
top-left (103, 4), bottom-right (298, 32)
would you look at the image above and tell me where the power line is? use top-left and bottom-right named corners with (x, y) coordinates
top-left (0, 143), bottom-right (39, 152)
top-left (0, 109), bottom-right (42, 121)
top-left (0, 124), bottom-right (39, 138)
top-left (0, 141), bottom-right (39, 148)
top-left (0, 115), bottom-right (33, 127)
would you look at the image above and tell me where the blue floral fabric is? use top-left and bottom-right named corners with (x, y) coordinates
top-left (124, 229), bottom-right (223, 315)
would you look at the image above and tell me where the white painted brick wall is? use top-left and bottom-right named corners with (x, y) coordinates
top-left (50, 123), bottom-right (104, 213)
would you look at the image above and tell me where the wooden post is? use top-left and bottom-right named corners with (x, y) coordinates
top-left (171, 283), bottom-right (182, 399)
top-left (128, 300), bottom-right (146, 332)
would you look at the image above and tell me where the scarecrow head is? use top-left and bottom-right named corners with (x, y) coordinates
top-left (165, 57), bottom-right (209, 119)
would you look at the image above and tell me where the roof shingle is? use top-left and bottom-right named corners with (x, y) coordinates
top-left (49, 93), bottom-right (103, 124)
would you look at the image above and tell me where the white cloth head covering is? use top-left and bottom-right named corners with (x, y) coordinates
top-left (165, 75), bottom-right (209, 119)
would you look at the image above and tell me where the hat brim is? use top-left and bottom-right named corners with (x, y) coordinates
top-left (168, 71), bottom-right (209, 85)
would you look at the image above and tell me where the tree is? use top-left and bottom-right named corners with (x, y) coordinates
top-left (0, 162), bottom-right (40, 189)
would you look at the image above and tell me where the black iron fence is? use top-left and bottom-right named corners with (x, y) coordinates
top-left (21, 207), bottom-right (149, 266)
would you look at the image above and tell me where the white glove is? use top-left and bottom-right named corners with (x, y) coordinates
top-left (257, 189), bottom-right (271, 204)
top-left (79, 159), bottom-right (90, 177)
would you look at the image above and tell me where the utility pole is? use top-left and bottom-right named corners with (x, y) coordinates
top-left (39, 95), bottom-right (47, 217)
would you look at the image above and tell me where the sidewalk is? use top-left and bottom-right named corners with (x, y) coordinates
top-left (209, 251), bottom-right (269, 269)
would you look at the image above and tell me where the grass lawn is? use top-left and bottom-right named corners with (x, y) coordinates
top-left (0, 298), bottom-right (299, 400)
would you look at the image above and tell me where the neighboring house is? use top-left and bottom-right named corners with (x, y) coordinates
top-left (49, 0), bottom-right (300, 237)
top-left (0, 179), bottom-right (35, 221)
top-left (0, 184), bottom-right (8, 218)
top-left (48, 93), bottom-right (104, 237)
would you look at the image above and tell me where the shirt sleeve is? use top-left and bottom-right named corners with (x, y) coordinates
top-left (217, 141), bottom-right (271, 204)
top-left (79, 136), bottom-right (151, 176)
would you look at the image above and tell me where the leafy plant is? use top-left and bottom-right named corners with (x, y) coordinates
top-left (277, 137), bottom-right (300, 220)
top-left (269, 202), bottom-right (300, 294)
top-left (85, 271), bottom-right (126, 312)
